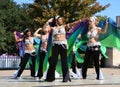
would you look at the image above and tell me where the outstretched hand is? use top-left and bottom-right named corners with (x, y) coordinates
top-left (106, 19), bottom-right (108, 25)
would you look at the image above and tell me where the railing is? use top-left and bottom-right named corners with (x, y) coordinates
top-left (0, 55), bottom-right (21, 69)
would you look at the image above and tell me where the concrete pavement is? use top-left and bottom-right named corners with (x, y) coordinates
top-left (0, 68), bottom-right (120, 87)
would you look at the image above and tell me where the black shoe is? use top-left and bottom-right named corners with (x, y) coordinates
top-left (31, 74), bottom-right (35, 76)
top-left (83, 77), bottom-right (86, 79)
top-left (45, 79), bottom-right (55, 82)
top-left (96, 77), bottom-right (99, 80)
top-left (62, 78), bottom-right (71, 82)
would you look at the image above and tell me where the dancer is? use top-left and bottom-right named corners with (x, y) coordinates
top-left (34, 26), bottom-right (49, 80)
top-left (14, 28), bottom-right (36, 79)
top-left (45, 16), bottom-right (82, 82)
top-left (13, 30), bottom-right (24, 78)
top-left (81, 16), bottom-right (108, 80)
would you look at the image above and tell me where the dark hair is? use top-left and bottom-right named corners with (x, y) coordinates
top-left (23, 28), bottom-right (31, 36)
top-left (55, 16), bottom-right (61, 21)
top-left (49, 15), bottom-right (61, 27)
top-left (23, 28), bottom-right (31, 39)
top-left (49, 17), bottom-right (57, 27)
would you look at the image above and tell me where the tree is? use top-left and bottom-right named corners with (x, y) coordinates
top-left (0, 0), bottom-right (34, 54)
top-left (0, 23), bottom-right (7, 54)
top-left (96, 15), bottom-right (108, 23)
top-left (27, 0), bottom-right (110, 28)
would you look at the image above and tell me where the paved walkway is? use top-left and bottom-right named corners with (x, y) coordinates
top-left (0, 68), bottom-right (120, 87)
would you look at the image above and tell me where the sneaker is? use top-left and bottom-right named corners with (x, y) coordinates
top-left (36, 77), bottom-right (40, 81)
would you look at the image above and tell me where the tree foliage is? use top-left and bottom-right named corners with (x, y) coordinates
top-left (27, 0), bottom-right (110, 27)
top-left (0, 0), bottom-right (34, 54)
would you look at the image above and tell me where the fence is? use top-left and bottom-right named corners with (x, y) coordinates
top-left (0, 55), bottom-right (21, 69)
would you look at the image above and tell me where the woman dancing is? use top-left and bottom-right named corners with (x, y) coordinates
top-left (34, 26), bottom-right (50, 80)
top-left (81, 16), bottom-right (108, 80)
top-left (45, 16), bottom-right (82, 82)
top-left (14, 28), bottom-right (36, 79)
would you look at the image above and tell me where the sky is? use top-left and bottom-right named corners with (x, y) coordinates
top-left (14, 0), bottom-right (119, 21)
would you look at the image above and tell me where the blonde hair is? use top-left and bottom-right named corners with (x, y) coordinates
top-left (90, 16), bottom-right (97, 23)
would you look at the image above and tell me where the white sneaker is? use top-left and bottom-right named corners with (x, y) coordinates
top-left (99, 69), bottom-right (104, 80)
top-left (70, 70), bottom-right (79, 79)
top-left (36, 77), bottom-right (40, 81)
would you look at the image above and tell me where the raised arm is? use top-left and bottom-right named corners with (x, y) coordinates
top-left (98, 20), bottom-right (108, 34)
top-left (43, 18), bottom-right (53, 32)
top-left (13, 31), bottom-right (23, 42)
top-left (34, 28), bottom-right (42, 38)
top-left (65, 19), bottom-right (81, 30)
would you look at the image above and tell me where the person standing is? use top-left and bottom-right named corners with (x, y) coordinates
top-left (81, 16), bottom-right (108, 80)
top-left (14, 28), bottom-right (36, 79)
top-left (45, 16), bottom-right (82, 82)
top-left (34, 26), bottom-right (50, 79)
top-left (13, 30), bottom-right (24, 78)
